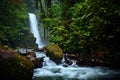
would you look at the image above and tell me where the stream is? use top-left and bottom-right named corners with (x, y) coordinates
top-left (32, 52), bottom-right (120, 80)
top-left (28, 13), bottom-right (120, 80)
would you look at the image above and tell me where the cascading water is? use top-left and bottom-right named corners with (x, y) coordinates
top-left (33, 52), bottom-right (120, 80)
top-left (28, 13), bottom-right (44, 49)
top-left (28, 13), bottom-right (120, 80)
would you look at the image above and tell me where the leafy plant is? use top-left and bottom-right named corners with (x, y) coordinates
top-left (38, 0), bottom-right (120, 56)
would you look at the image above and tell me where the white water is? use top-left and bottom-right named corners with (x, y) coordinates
top-left (28, 13), bottom-right (120, 80)
top-left (28, 13), bottom-right (44, 48)
top-left (32, 52), bottom-right (120, 80)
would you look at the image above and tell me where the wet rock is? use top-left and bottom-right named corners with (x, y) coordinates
top-left (27, 51), bottom-right (36, 57)
top-left (26, 55), bottom-right (36, 61)
top-left (26, 52), bottom-right (44, 68)
top-left (0, 46), bottom-right (34, 80)
top-left (33, 57), bottom-right (45, 68)
top-left (62, 64), bottom-right (69, 67)
top-left (36, 48), bottom-right (45, 52)
top-left (44, 43), bottom-right (63, 64)
top-left (65, 59), bottom-right (73, 65)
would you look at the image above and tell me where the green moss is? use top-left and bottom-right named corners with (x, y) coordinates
top-left (0, 46), bottom-right (34, 80)
top-left (44, 43), bottom-right (63, 64)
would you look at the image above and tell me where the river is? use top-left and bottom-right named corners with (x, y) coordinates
top-left (32, 52), bottom-right (120, 80)
top-left (28, 13), bottom-right (120, 80)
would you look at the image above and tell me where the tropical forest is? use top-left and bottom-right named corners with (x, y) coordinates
top-left (0, 0), bottom-right (120, 80)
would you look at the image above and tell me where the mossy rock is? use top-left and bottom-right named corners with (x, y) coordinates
top-left (0, 46), bottom-right (34, 80)
top-left (44, 43), bottom-right (63, 64)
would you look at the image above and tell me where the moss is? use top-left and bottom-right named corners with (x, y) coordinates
top-left (44, 43), bottom-right (63, 64)
top-left (0, 46), bottom-right (34, 80)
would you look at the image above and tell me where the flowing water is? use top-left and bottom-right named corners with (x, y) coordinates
top-left (32, 52), bottom-right (120, 80)
top-left (28, 13), bottom-right (44, 48)
top-left (28, 13), bottom-right (120, 80)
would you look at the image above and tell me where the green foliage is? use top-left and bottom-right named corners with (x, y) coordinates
top-left (0, 0), bottom-right (37, 48)
top-left (40, 0), bottom-right (120, 54)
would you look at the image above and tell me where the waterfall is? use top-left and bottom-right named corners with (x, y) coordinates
top-left (28, 13), bottom-right (44, 49)
top-left (27, 7), bottom-right (120, 80)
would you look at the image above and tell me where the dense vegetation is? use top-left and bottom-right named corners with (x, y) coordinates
top-left (0, 0), bottom-right (37, 48)
top-left (0, 0), bottom-right (120, 68)
top-left (35, 0), bottom-right (120, 67)
top-left (36, 0), bottom-right (120, 53)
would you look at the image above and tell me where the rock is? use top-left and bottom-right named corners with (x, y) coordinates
top-left (36, 48), bottom-right (45, 52)
top-left (65, 59), bottom-right (73, 65)
top-left (62, 64), bottom-right (69, 67)
top-left (44, 43), bottom-right (63, 64)
top-left (33, 57), bottom-right (45, 68)
top-left (26, 52), bottom-right (44, 68)
top-left (27, 52), bottom-right (36, 57)
top-left (18, 48), bottom-right (27, 55)
top-left (67, 52), bottom-right (76, 59)
top-left (26, 55), bottom-right (36, 61)
top-left (0, 46), bottom-right (34, 80)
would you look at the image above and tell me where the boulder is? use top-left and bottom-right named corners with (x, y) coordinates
top-left (33, 57), bottom-right (45, 68)
top-left (44, 43), bottom-right (63, 64)
top-left (26, 51), bottom-right (44, 68)
top-left (0, 46), bottom-right (34, 80)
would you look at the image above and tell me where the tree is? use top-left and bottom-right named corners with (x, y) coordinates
top-left (36, 0), bottom-right (120, 55)
top-left (0, 0), bottom-right (37, 48)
